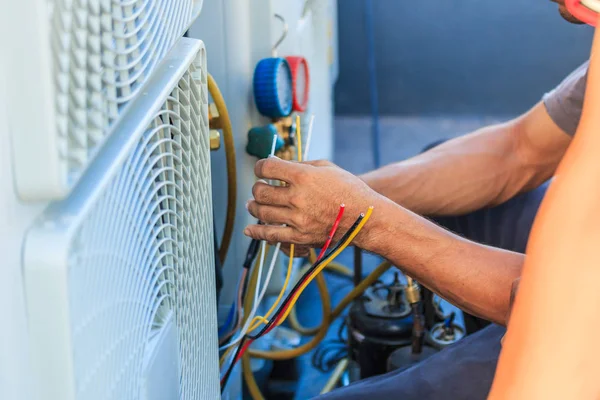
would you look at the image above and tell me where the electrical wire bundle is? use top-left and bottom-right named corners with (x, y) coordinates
top-left (218, 114), bottom-right (379, 396)
top-left (220, 207), bottom-right (374, 391)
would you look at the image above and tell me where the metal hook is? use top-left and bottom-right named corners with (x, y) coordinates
top-left (272, 14), bottom-right (288, 57)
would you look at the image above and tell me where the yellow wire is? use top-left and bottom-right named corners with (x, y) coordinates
top-left (247, 115), bottom-right (304, 332)
top-left (277, 206), bottom-right (374, 325)
top-left (248, 244), bottom-right (295, 331)
top-left (243, 268), bottom-right (330, 400)
top-left (296, 114), bottom-right (302, 162)
top-left (247, 259), bottom-right (391, 360)
top-left (228, 209), bottom-right (377, 366)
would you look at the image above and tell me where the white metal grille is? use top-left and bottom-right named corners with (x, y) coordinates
top-left (8, 0), bottom-right (203, 201)
top-left (23, 39), bottom-right (219, 400)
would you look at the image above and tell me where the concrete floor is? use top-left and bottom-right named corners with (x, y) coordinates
top-left (291, 115), bottom-right (507, 399)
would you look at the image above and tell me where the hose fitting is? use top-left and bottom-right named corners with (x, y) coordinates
top-left (405, 276), bottom-right (425, 355)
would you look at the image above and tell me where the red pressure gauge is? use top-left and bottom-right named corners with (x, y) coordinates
top-left (566, 0), bottom-right (600, 26)
top-left (286, 56), bottom-right (310, 112)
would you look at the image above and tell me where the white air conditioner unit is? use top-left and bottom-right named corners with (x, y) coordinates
top-left (7, 0), bottom-right (203, 201)
top-left (23, 38), bottom-right (219, 400)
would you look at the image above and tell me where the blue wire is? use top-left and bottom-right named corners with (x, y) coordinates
top-left (364, 0), bottom-right (381, 169)
top-left (218, 301), bottom-right (237, 337)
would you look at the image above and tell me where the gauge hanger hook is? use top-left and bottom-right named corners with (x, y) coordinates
top-left (272, 14), bottom-right (288, 57)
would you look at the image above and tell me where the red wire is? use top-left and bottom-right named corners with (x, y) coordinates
top-left (231, 298), bottom-right (289, 368)
top-left (316, 204), bottom-right (345, 261)
top-left (223, 205), bottom-right (347, 382)
top-left (229, 271), bottom-right (308, 370)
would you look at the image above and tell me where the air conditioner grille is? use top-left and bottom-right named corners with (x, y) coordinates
top-left (24, 40), bottom-right (219, 400)
top-left (50, 0), bottom-right (200, 183)
top-left (8, 0), bottom-right (203, 200)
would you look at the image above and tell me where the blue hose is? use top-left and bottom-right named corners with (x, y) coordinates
top-left (364, 0), bottom-right (381, 169)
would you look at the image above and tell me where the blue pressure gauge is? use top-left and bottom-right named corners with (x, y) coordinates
top-left (253, 57), bottom-right (293, 118)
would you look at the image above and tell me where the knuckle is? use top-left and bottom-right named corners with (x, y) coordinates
top-left (257, 207), bottom-right (270, 222)
top-left (254, 160), bottom-right (264, 177)
top-left (262, 158), bottom-right (275, 174)
top-left (296, 215), bottom-right (312, 233)
top-left (252, 183), bottom-right (269, 203)
top-left (294, 169), bottom-right (308, 183)
top-left (246, 201), bottom-right (256, 216)
top-left (289, 193), bottom-right (304, 208)
top-left (296, 232), bottom-right (312, 246)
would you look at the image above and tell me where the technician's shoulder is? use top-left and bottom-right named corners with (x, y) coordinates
top-left (543, 61), bottom-right (589, 136)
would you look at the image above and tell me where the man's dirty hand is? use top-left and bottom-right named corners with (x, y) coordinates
top-left (244, 158), bottom-right (383, 250)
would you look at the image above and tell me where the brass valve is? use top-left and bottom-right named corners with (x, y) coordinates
top-left (273, 116), bottom-right (296, 160)
top-left (272, 116), bottom-right (294, 141)
top-left (209, 103), bottom-right (223, 130)
top-left (405, 276), bottom-right (421, 304)
top-left (210, 130), bottom-right (221, 151)
top-left (209, 102), bottom-right (222, 151)
top-left (275, 146), bottom-right (296, 161)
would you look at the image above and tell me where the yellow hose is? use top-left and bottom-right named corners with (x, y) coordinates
top-left (288, 261), bottom-right (353, 336)
top-left (242, 256), bottom-right (391, 398)
top-left (247, 272), bottom-right (331, 360)
top-left (320, 358), bottom-right (349, 394)
top-left (323, 262), bottom-right (353, 277)
top-left (243, 353), bottom-right (265, 400)
top-left (249, 259), bottom-right (392, 360)
top-left (331, 260), bottom-right (391, 319)
top-left (207, 73), bottom-right (237, 266)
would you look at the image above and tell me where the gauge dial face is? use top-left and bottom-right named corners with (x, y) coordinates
top-left (253, 57), bottom-right (293, 118)
top-left (276, 62), bottom-right (293, 113)
top-left (294, 62), bottom-right (307, 107)
top-left (286, 56), bottom-right (310, 112)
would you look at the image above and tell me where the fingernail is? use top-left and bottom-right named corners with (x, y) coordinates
top-left (243, 228), bottom-right (250, 236)
top-left (245, 200), bottom-right (250, 210)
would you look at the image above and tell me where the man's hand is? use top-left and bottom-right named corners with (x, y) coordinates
top-left (244, 157), bottom-right (384, 250)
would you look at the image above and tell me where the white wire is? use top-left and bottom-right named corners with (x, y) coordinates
top-left (220, 134), bottom-right (282, 352)
top-left (252, 241), bottom-right (267, 320)
top-left (303, 114), bottom-right (315, 161)
top-left (270, 133), bottom-right (278, 156)
top-left (219, 242), bottom-right (282, 351)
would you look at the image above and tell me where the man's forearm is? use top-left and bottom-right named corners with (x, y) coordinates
top-left (361, 122), bottom-right (526, 216)
top-left (361, 197), bottom-right (523, 325)
top-left (360, 105), bottom-right (563, 216)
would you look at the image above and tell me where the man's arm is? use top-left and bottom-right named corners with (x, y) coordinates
top-left (360, 102), bottom-right (571, 216)
top-left (243, 102), bottom-right (572, 325)
top-left (244, 157), bottom-right (522, 324)
top-left (364, 197), bottom-right (524, 325)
